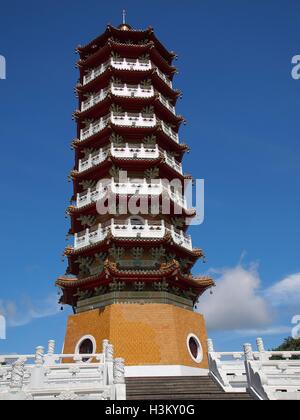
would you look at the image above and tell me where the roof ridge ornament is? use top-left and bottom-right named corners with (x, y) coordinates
top-left (122, 9), bottom-right (126, 25)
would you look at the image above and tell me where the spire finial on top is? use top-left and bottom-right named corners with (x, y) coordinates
top-left (118, 10), bottom-right (131, 30)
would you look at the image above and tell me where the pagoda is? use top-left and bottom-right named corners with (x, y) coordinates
top-left (56, 20), bottom-right (214, 372)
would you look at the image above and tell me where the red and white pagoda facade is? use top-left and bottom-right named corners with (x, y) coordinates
top-left (56, 21), bottom-right (214, 373)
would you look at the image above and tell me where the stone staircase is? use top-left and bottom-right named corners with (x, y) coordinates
top-left (126, 376), bottom-right (253, 400)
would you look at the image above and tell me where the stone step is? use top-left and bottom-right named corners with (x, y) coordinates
top-left (126, 376), bottom-right (253, 400)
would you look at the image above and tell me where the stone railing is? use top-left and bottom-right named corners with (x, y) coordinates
top-left (81, 84), bottom-right (156, 112)
top-left (207, 339), bottom-right (252, 393)
top-left (83, 58), bottom-right (152, 86)
top-left (76, 179), bottom-right (188, 210)
top-left (207, 338), bottom-right (300, 400)
top-left (111, 83), bottom-right (154, 99)
top-left (83, 58), bottom-right (173, 89)
top-left (155, 68), bottom-right (173, 88)
top-left (80, 115), bottom-right (110, 141)
top-left (81, 88), bottom-right (109, 111)
top-left (111, 112), bottom-right (156, 128)
top-left (157, 93), bottom-right (176, 114)
top-left (80, 112), bottom-right (158, 141)
top-left (74, 219), bottom-right (192, 251)
top-left (160, 121), bottom-right (179, 143)
top-left (0, 340), bottom-right (126, 401)
top-left (243, 342), bottom-right (300, 400)
top-left (78, 144), bottom-right (182, 175)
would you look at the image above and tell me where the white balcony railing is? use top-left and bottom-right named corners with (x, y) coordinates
top-left (83, 58), bottom-right (173, 89)
top-left (161, 121), bottom-right (179, 143)
top-left (111, 112), bottom-right (156, 128)
top-left (155, 68), bottom-right (173, 88)
top-left (78, 144), bottom-right (182, 175)
top-left (83, 58), bottom-right (152, 86)
top-left (76, 179), bottom-right (188, 210)
top-left (157, 93), bottom-right (176, 114)
top-left (163, 151), bottom-right (183, 174)
top-left (74, 219), bottom-right (192, 251)
top-left (111, 58), bottom-right (152, 72)
top-left (78, 147), bottom-right (110, 172)
top-left (111, 83), bottom-right (154, 98)
top-left (80, 113), bottom-right (157, 141)
top-left (80, 115), bottom-right (110, 141)
top-left (78, 144), bottom-right (159, 173)
top-left (81, 89), bottom-right (109, 111)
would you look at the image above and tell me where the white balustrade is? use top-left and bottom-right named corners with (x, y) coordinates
top-left (77, 186), bottom-right (108, 208)
top-left (111, 112), bottom-right (156, 128)
top-left (169, 226), bottom-right (192, 251)
top-left (75, 224), bottom-right (109, 249)
top-left (155, 68), bottom-right (173, 88)
top-left (207, 338), bottom-right (300, 400)
top-left (157, 93), bottom-right (176, 114)
top-left (0, 340), bottom-right (126, 400)
top-left (80, 115), bottom-right (110, 141)
top-left (83, 61), bottom-right (110, 85)
top-left (83, 59), bottom-right (173, 89)
top-left (74, 218), bottom-right (192, 251)
top-left (111, 83), bottom-right (154, 98)
top-left (78, 145), bottom-right (182, 175)
top-left (81, 89), bottom-right (109, 111)
top-left (78, 144), bottom-right (159, 173)
top-left (243, 341), bottom-right (300, 400)
top-left (78, 147), bottom-right (110, 172)
top-left (111, 219), bottom-right (165, 240)
top-left (83, 58), bottom-right (152, 86)
top-left (207, 344), bottom-right (249, 393)
top-left (164, 151), bottom-right (182, 174)
top-left (80, 112), bottom-right (158, 141)
top-left (76, 179), bottom-right (188, 211)
top-left (111, 58), bottom-right (152, 72)
top-left (161, 121), bottom-right (179, 143)
top-left (81, 84), bottom-right (176, 117)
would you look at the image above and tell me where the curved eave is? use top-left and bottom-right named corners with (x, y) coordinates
top-left (79, 42), bottom-right (176, 78)
top-left (77, 25), bottom-right (175, 64)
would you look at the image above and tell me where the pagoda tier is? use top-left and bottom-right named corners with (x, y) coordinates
top-left (76, 25), bottom-right (176, 64)
top-left (57, 260), bottom-right (213, 310)
top-left (57, 23), bottom-right (213, 315)
top-left (68, 204), bottom-right (196, 235)
top-left (76, 59), bottom-right (180, 100)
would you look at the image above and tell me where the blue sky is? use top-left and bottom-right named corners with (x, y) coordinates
top-left (0, 0), bottom-right (299, 355)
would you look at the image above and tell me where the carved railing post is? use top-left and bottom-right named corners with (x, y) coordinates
top-left (35, 346), bottom-right (45, 365)
top-left (113, 358), bottom-right (125, 384)
top-left (48, 340), bottom-right (55, 355)
top-left (207, 338), bottom-right (214, 353)
top-left (10, 358), bottom-right (26, 390)
top-left (256, 337), bottom-right (265, 353)
top-left (243, 343), bottom-right (254, 361)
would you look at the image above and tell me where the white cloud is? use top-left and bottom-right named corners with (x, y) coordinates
top-left (265, 273), bottom-right (300, 307)
top-left (197, 264), bottom-right (273, 331)
top-left (0, 294), bottom-right (60, 327)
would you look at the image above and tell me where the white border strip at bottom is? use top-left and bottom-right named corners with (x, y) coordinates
top-left (125, 365), bottom-right (209, 377)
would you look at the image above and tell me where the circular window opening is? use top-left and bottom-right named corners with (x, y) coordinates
top-left (187, 334), bottom-right (203, 364)
top-left (189, 337), bottom-right (199, 359)
top-left (75, 335), bottom-right (96, 363)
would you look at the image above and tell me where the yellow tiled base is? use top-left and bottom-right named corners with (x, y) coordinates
top-left (63, 304), bottom-right (209, 369)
